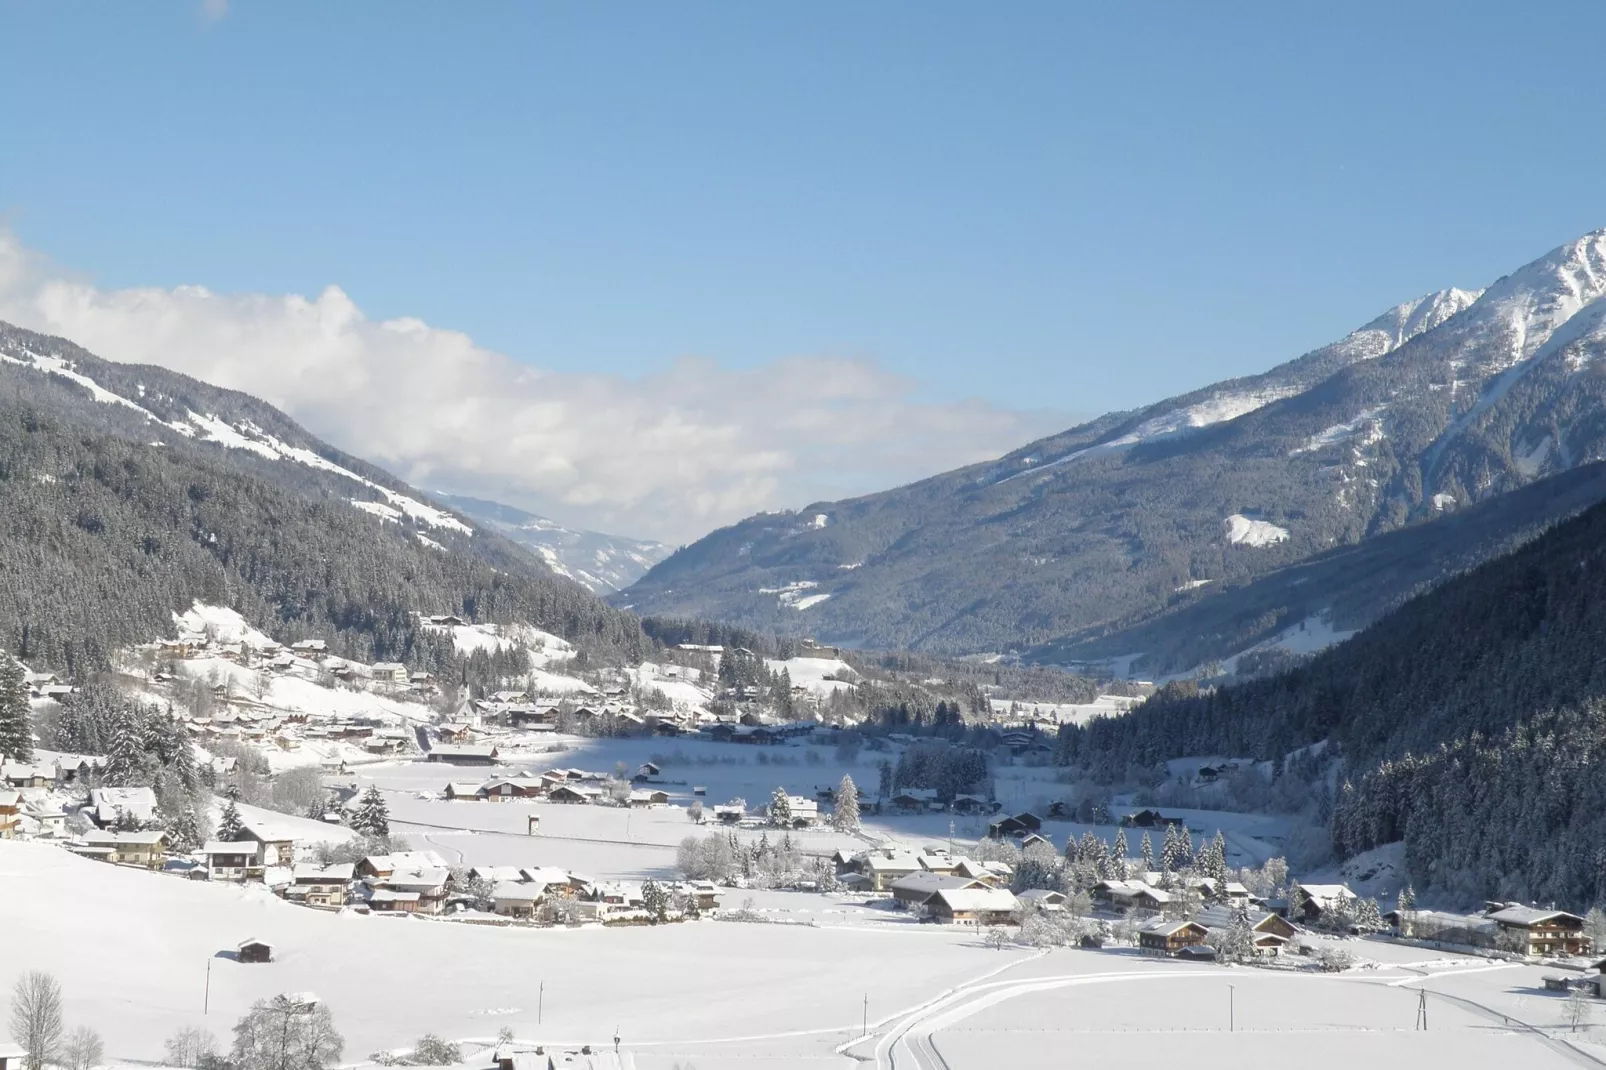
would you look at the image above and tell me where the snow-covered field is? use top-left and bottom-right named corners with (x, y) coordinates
top-left (7, 837), bottom-right (1597, 1069)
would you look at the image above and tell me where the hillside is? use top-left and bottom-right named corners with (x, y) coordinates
top-left (0, 321), bottom-right (650, 675)
top-left (1028, 460), bottom-right (1606, 677)
top-left (621, 229), bottom-right (1606, 657)
top-left (1056, 485), bottom-right (1606, 906)
top-left (434, 492), bottom-right (670, 594)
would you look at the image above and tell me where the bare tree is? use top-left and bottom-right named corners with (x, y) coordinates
top-left (8, 972), bottom-right (64, 1070)
top-left (231, 996), bottom-right (343, 1070)
top-left (165, 1026), bottom-right (219, 1068)
top-left (62, 1026), bottom-right (104, 1070)
top-left (1566, 987), bottom-right (1593, 1033)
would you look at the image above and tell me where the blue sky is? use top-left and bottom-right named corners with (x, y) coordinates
top-left (3, 2), bottom-right (1606, 538)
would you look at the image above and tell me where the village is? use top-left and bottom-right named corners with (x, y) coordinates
top-left (7, 605), bottom-right (1606, 1069)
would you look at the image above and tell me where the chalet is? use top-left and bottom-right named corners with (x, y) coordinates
top-left (861, 850), bottom-right (924, 892)
top-left (950, 794), bottom-right (992, 814)
top-left (481, 777), bottom-right (545, 801)
top-left (1177, 944), bottom-right (1219, 963)
top-left (437, 722), bottom-right (475, 743)
top-left (445, 781), bottom-right (488, 801)
top-left (952, 858), bottom-right (1013, 886)
top-left (88, 786), bottom-right (158, 827)
top-left (81, 829), bottom-right (167, 868)
top-left (236, 939), bottom-right (273, 964)
top-left (290, 639), bottom-right (327, 654)
top-left (202, 841), bottom-right (263, 881)
top-left (365, 888), bottom-right (423, 913)
top-left (685, 880), bottom-right (721, 911)
top-left (508, 707), bottom-right (556, 729)
top-left (371, 662), bottom-right (408, 686)
top-left (781, 796), bottom-right (820, 826)
top-left (634, 762), bottom-right (662, 781)
top-left (917, 854), bottom-right (960, 876)
top-left (1294, 883), bottom-right (1358, 923)
top-left (0, 790), bottom-right (19, 839)
top-left (426, 744), bottom-right (500, 765)
top-left (1017, 888), bottom-right (1068, 912)
top-left (1017, 832), bottom-right (1054, 852)
top-left (889, 873), bottom-right (988, 911)
top-left (986, 812), bottom-right (1042, 841)
top-left (548, 783), bottom-right (605, 805)
top-left (712, 803), bottom-right (746, 825)
top-left (629, 789), bottom-right (671, 808)
top-left (492, 881), bottom-right (545, 918)
top-left (1, 762), bottom-right (54, 788)
top-left (889, 788), bottom-right (940, 812)
top-left (927, 887), bottom-right (1020, 926)
top-left (290, 864), bottom-right (353, 908)
top-left (22, 800), bottom-right (66, 838)
top-left (380, 866), bottom-right (451, 914)
top-left (356, 850), bottom-right (449, 881)
top-left (1138, 918), bottom-right (1210, 955)
top-left (1096, 879), bottom-right (1172, 912)
top-left (238, 820), bottom-right (299, 867)
top-left (1197, 904), bottom-right (1295, 956)
top-left (1487, 906), bottom-right (1592, 957)
top-left (1121, 809), bottom-right (1187, 829)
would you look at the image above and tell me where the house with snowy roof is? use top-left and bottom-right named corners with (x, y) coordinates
top-left (1486, 905), bottom-right (1591, 957)
top-left (79, 829), bottom-right (167, 868)
top-left (890, 872), bottom-right (989, 911)
top-left (88, 786), bottom-right (158, 827)
top-left (926, 887), bottom-right (1020, 926)
top-left (491, 881), bottom-right (545, 918)
top-left (0, 790), bottom-right (20, 839)
top-left (1138, 917), bottom-right (1210, 955)
top-left (425, 743), bottom-right (500, 765)
top-left (290, 863), bottom-right (355, 908)
top-left (202, 841), bottom-right (264, 881)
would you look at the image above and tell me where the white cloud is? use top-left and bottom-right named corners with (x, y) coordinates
top-left (0, 233), bottom-right (1067, 543)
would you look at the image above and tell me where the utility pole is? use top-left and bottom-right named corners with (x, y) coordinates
top-left (1416, 988), bottom-right (1429, 1030)
top-left (538, 980), bottom-right (544, 1026)
top-left (863, 993), bottom-right (869, 1039)
top-left (1228, 984), bottom-right (1235, 1033)
top-left (205, 958), bottom-right (212, 1015)
top-left (948, 820), bottom-right (955, 856)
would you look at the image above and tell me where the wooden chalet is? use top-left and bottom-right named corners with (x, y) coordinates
top-left (237, 938), bottom-right (273, 963)
top-left (1138, 918), bottom-right (1210, 955)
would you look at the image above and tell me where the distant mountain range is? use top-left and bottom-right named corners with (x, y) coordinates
top-left (432, 493), bottom-right (670, 594)
top-left (619, 229), bottom-right (1606, 673)
top-left (0, 320), bottom-right (649, 673)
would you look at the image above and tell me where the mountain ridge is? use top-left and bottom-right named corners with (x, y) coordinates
top-left (618, 228), bottom-right (1606, 658)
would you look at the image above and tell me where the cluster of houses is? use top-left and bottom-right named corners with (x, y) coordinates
top-left (439, 763), bottom-right (678, 809)
top-left (0, 751), bottom-right (101, 841)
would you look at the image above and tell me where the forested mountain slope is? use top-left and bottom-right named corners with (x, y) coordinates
top-left (1055, 489), bottom-right (1606, 907)
top-left (622, 230), bottom-right (1606, 657)
top-left (434, 493), bottom-right (670, 594)
top-left (1028, 459), bottom-right (1606, 677)
top-left (0, 321), bottom-right (650, 675)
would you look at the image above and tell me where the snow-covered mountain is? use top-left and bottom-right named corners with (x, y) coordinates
top-left (0, 319), bottom-right (650, 673)
top-left (619, 228), bottom-right (1606, 662)
top-left (432, 493), bottom-right (670, 594)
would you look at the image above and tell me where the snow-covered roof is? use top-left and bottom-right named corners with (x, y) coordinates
top-left (931, 888), bottom-right (1019, 912)
top-left (89, 786), bottom-right (158, 824)
top-left (294, 863), bottom-right (355, 881)
top-left (492, 881), bottom-right (545, 902)
top-left (201, 840), bottom-right (260, 855)
top-left (1297, 883), bottom-right (1357, 902)
top-left (237, 819), bottom-right (303, 844)
top-left (1489, 906), bottom-right (1583, 927)
top-left (1140, 917), bottom-right (1205, 936)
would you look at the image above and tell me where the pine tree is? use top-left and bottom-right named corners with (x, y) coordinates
top-left (103, 708), bottom-right (147, 787)
top-left (351, 786), bottom-right (390, 838)
top-left (1203, 831), bottom-right (1228, 887)
top-left (168, 804), bottom-right (203, 853)
top-left (1354, 897), bottom-right (1383, 933)
top-left (0, 653), bottom-right (32, 762)
top-left (1140, 830), bottom-right (1155, 875)
top-left (641, 878), bottom-right (669, 922)
top-left (217, 797), bottom-right (245, 842)
top-left (833, 774), bottom-right (861, 832)
top-left (1397, 885), bottom-right (1416, 912)
top-left (1112, 827), bottom-right (1129, 880)
top-left (768, 787), bottom-right (792, 828)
